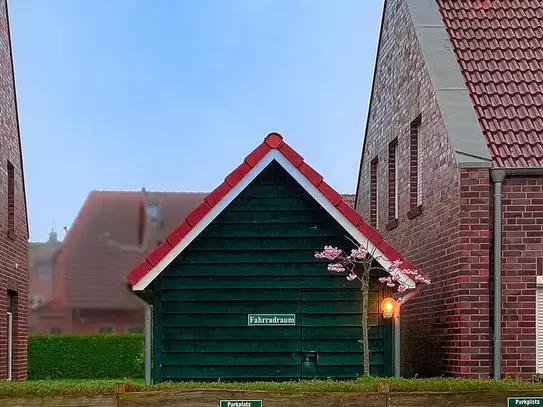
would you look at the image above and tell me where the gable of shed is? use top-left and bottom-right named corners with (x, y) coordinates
top-left (128, 133), bottom-right (422, 293)
top-left (161, 160), bottom-right (358, 281)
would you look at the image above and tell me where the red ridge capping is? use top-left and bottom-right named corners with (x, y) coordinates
top-left (245, 143), bottom-right (271, 168)
top-left (318, 182), bottom-right (342, 206)
top-left (264, 132), bottom-right (284, 148)
top-left (279, 143), bottom-right (304, 168)
top-left (128, 260), bottom-right (153, 286)
top-left (186, 202), bottom-right (212, 227)
top-left (225, 162), bottom-right (251, 187)
top-left (205, 182), bottom-right (231, 207)
top-left (299, 162), bottom-right (323, 187)
top-left (127, 132), bottom-right (423, 288)
top-left (148, 241), bottom-right (173, 267)
top-left (166, 222), bottom-right (192, 247)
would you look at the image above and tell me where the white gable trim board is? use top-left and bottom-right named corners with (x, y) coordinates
top-left (132, 150), bottom-right (415, 291)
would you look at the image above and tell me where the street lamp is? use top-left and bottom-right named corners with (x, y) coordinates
top-left (380, 297), bottom-right (397, 319)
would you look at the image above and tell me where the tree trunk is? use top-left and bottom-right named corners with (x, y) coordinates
top-left (361, 270), bottom-right (370, 376)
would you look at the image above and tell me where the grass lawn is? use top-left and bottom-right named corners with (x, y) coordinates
top-left (2, 377), bottom-right (543, 398)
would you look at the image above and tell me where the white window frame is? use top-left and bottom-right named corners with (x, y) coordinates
top-left (536, 276), bottom-right (543, 374)
top-left (7, 311), bottom-right (13, 381)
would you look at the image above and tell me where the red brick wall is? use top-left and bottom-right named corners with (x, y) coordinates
top-left (501, 175), bottom-right (543, 377)
top-left (355, 0), bottom-right (492, 378)
top-left (458, 168), bottom-right (491, 377)
top-left (36, 308), bottom-right (144, 335)
top-left (0, 0), bottom-right (29, 381)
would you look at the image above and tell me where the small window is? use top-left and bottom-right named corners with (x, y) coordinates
top-left (98, 325), bottom-right (115, 334)
top-left (39, 263), bottom-right (52, 280)
top-left (7, 162), bottom-right (15, 234)
top-left (370, 157), bottom-right (378, 228)
top-left (29, 295), bottom-right (44, 309)
top-left (7, 290), bottom-right (15, 313)
top-left (126, 325), bottom-right (144, 334)
top-left (388, 139), bottom-right (398, 220)
top-left (49, 327), bottom-right (61, 335)
top-left (146, 203), bottom-right (160, 222)
top-left (410, 116), bottom-right (422, 208)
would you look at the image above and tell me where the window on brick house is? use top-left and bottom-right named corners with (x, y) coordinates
top-left (29, 295), bottom-right (44, 309)
top-left (126, 325), bottom-right (144, 334)
top-left (98, 325), bottom-right (115, 334)
top-left (388, 139), bottom-right (398, 220)
top-left (39, 263), bottom-right (52, 280)
top-left (146, 203), bottom-right (160, 222)
top-left (7, 290), bottom-right (16, 381)
top-left (410, 116), bottom-right (422, 209)
top-left (49, 327), bottom-right (61, 334)
top-left (370, 157), bottom-right (378, 228)
top-left (7, 161), bottom-right (15, 235)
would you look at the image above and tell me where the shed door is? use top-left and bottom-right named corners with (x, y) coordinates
top-left (301, 288), bottom-right (392, 379)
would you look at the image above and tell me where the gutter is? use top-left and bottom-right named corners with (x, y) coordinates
top-left (129, 285), bottom-right (153, 386)
top-left (490, 167), bottom-right (543, 379)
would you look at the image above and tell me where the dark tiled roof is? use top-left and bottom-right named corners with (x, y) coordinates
top-left (57, 190), bottom-right (207, 309)
top-left (436, 0), bottom-right (543, 167)
top-left (128, 133), bottom-right (422, 288)
top-left (341, 194), bottom-right (355, 208)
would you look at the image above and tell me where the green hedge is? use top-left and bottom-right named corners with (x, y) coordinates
top-left (28, 334), bottom-right (144, 380)
top-left (2, 377), bottom-right (543, 398)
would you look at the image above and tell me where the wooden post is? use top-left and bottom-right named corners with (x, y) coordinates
top-left (114, 383), bottom-right (127, 394)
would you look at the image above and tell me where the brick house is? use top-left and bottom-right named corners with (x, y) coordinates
top-left (0, 0), bottom-right (30, 381)
top-left (355, 0), bottom-right (542, 379)
top-left (28, 231), bottom-right (61, 334)
top-left (33, 189), bottom-right (209, 334)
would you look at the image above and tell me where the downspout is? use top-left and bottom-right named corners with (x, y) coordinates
top-left (143, 302), bottom-right (153, 385)
top-left (132, 291), bottom-right (153, 385)
top-left (391, 279), bottom-right (422, 378)
top-left (491, 169), bottom-right (505, 380)
top-left (489, 167), bottom-right (543, 379)
top-left (394, 306), bottom-right (401, 377)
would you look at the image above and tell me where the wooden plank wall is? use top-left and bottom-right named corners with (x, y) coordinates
top-left (155, 161), bottom-right (392, 382)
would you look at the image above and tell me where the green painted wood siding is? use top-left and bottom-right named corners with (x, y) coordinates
top-left (154, 161), bottom-right (393, 382)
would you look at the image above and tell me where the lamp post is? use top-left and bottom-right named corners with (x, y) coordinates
top-left (380, 297), bottom-right (400, 377)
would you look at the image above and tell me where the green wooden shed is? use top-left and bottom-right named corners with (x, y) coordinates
top-left (127, 133), bottom-right (420, 383)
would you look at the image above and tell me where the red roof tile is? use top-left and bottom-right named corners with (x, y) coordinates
top-left (436, 0), bottom-right (543, 167)
top-left (127, 133), bottom-right (422, 289)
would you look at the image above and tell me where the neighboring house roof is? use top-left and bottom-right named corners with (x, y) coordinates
top-left (128, 133), bottom-right (422, 292)
top-left (341, 194), bottom-right (356, 208)
top-left (435, 0), bottom-right (543, 167)
top-left (29, 237), bottom-right (61, 269)
top-left (360, 0), bottom-right (543, 174)
top-left (56, 190), bottom-right (208, 310)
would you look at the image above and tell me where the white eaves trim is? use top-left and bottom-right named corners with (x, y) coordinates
top-left (133, 149), bottom-right (415, 291)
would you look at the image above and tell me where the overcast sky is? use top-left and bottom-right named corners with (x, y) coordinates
top-left (9, 0), bottom-right (382, 241)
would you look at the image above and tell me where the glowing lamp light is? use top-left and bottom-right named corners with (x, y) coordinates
top-left (380, 297), bottom-right (397, 319)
